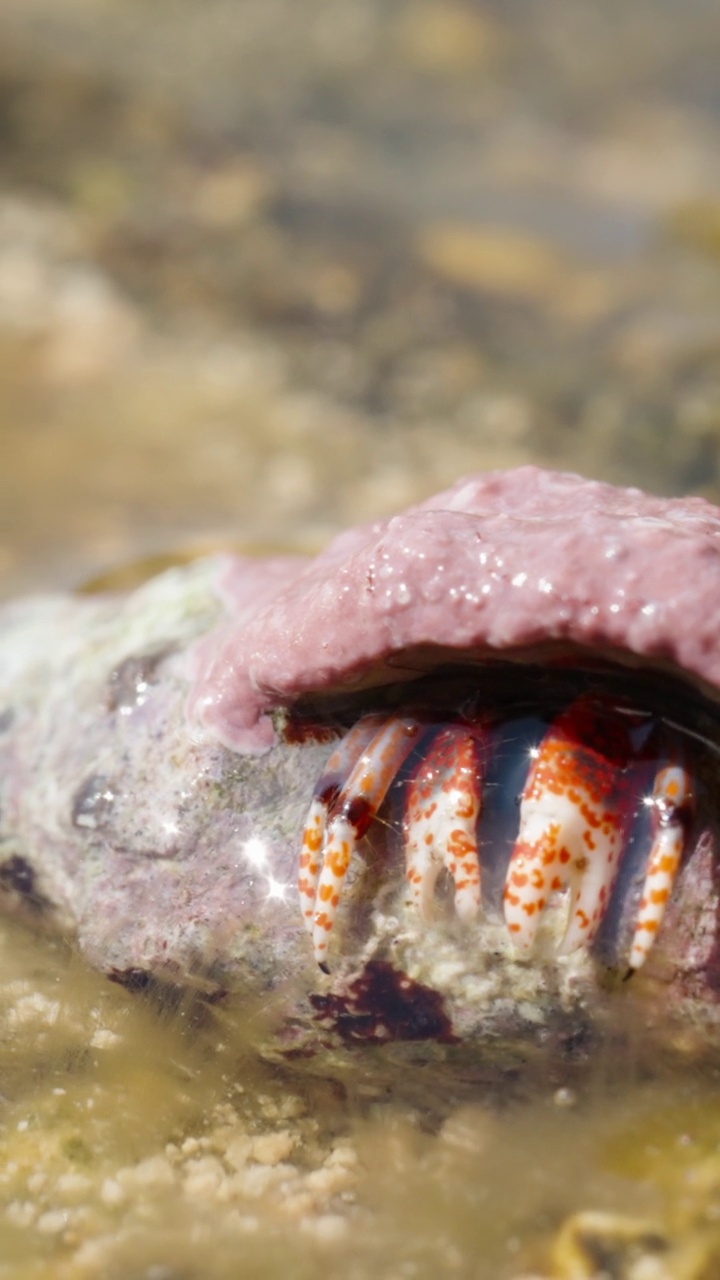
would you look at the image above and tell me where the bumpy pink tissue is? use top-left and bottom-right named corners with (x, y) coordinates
top-left (190, 467), bottom-right (720, 753)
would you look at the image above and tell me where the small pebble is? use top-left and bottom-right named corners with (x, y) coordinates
top-left (553, 1087), bottom-right (577, 1109)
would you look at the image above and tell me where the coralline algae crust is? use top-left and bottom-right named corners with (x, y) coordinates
top-left (191, 468), bottom-right (720, 753)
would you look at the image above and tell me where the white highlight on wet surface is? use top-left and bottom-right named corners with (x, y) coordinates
top-left (241, 837), bottom-right (269, 869)
top-left (265, 876), bottom-right (290, 902)
top-left (240, 837), bottom-right (291, 905)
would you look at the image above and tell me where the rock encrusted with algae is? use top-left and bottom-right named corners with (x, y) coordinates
top-left (1, 468), bottom-right (720, 1058)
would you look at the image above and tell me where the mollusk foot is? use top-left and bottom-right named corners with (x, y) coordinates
top-left (298, 688), bottom-right (696, 971)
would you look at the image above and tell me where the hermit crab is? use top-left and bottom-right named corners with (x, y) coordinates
top-left (2, 467), bottom-right (720, 1048)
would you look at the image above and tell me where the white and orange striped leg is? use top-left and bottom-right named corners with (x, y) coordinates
top-left (298, 714), bottom-right (386, 932)
top-left (629, 765), bottom-right (693, 970)
top-left (503, 698), bottom-right (632, 958)
top-left (404, 725), bottom-right (488, 923)
top-left (309, 715), bottom-right (422, 964)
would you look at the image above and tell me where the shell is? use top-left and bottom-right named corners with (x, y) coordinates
top-left (191, 467), bottom-right (720, 751)
top-left (1, 467), bottom-right (720, 1058)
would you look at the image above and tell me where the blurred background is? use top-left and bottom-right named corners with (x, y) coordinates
top-left (2, 0), bottom-right (720, 597)
top-left (3, 10), bottom-right (720, 1276)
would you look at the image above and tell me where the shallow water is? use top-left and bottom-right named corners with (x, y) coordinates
top-left (1, 913), bottom-right (720, 1280)
top-left (3, 1), bottom-right (720, 1277)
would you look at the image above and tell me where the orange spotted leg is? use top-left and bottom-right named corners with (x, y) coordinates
top-left (503, 697), bottom-right (633, 958)
top-left (404, 724), bottom-right (488, 923)
top-left (629, 764), bottom-right (694, 970)
top-left (310, 715), bottom-right (422, 964)
top-left (298, 714), bottom-right (386, 934)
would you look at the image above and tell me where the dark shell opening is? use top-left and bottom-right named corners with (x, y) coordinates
top-left (283, 659), bottom-right (720, 972)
